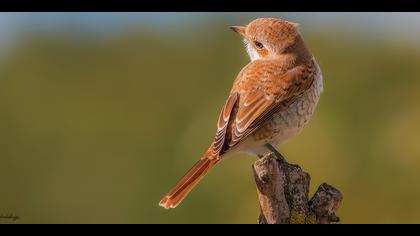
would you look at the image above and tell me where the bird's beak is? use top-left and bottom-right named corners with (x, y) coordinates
top-left (229, 26), bottom-right (246, 38)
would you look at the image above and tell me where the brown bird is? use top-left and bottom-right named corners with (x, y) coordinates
top-left (159, 18), bottom-right (323, 209)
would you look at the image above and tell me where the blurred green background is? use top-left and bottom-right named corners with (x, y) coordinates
top-left (1, 13), bottom-right (420, 224)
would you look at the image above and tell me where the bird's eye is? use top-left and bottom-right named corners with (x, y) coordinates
top-left (254, 41), bottom-right (264, 49)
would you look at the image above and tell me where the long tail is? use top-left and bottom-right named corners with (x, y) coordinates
top-left (159, 151), bottom-right (219, 209)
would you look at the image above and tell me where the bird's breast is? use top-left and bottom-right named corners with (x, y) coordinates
top-left (251, 62), bottom-right (323, 147)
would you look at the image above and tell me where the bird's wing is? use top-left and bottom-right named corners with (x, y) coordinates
top-left (211, 92), bottom-right (239, 157)
top-left (209, 60), bottom-right (316, 158)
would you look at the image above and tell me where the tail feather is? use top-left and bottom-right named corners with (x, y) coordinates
top-left (159, 154), bottom-right (218, 209)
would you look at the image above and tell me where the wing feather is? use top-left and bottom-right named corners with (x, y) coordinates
top-left (209, 59), bottom-right (317, 158)
top-left (211, 93), bottom-right (238, 157)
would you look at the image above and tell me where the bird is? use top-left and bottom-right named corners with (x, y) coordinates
top-left (159, 18), bottom-right (323, 209)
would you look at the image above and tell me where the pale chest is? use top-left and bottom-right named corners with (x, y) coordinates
top-left (251, 65), bottom-right (323, 145)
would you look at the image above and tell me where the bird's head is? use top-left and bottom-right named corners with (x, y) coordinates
top-left (230, 18), bottom-right (301, 61)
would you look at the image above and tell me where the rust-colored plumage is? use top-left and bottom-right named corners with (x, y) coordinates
top-left (159, 18), bottom-right (323, 209)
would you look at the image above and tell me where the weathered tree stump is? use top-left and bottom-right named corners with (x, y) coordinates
top-left (252, 152), bottom-right (343, 224)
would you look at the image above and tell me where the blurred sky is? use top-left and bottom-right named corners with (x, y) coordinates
top-left (1, 12), bottom-right (420, 55)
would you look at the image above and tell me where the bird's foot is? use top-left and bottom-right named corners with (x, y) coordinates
top-left (264, 143), bottom-right (286, 162)
top-left (264, 143), bottom-right (302, 171)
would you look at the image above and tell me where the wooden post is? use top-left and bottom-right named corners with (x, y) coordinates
top-left (252, 152), bottom-right (343, 224)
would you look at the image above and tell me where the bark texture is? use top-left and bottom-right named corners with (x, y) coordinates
top-left (252, 152), bottom-right (343, 224)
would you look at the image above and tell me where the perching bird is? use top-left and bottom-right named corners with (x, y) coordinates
top-left (159, 18), bottom-right (323, 209)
